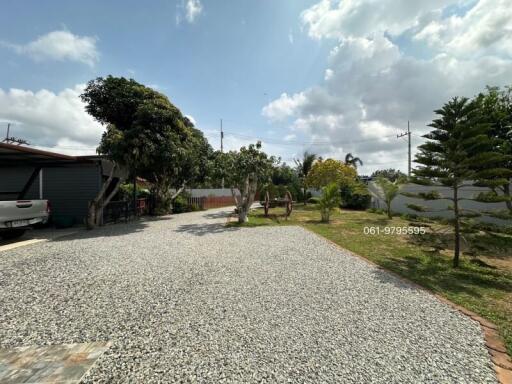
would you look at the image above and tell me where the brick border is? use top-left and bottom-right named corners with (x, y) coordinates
top-left (302, 228), bottom-right (512, 384)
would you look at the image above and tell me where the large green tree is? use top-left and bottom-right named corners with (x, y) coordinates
top-left (406, 97), bottom-right (511, 267)
top-left (81, 76), bottom-right (211, 221)
top-left (475, 86), bottom-right (512, 214)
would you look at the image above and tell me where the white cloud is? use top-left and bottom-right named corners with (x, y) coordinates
top-left (262, 92), bottom-right (307, 121)
top-left (301, 0), bottom-right (453, 40)
top-left (2, 30), bottom-right (99, 66)
top-left (186, 0), bottom-right (203, 23)
top-left (414, 0), bottom-right (512, 57)
top-left (176, 0), bottom-right (203, 25)
top-left (0, 85), bottom-right (103, 155)
top-left (263, 0), bottom-right (512, 174)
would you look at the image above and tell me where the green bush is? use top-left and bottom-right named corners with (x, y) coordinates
top-left (172, 193), bottom-right (192, 214)
top-left (118, 183), bottom-right (151, 200)
top-left (340, 182), bottom-right (371, 210)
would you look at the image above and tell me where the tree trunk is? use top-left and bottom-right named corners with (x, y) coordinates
top-left (386, 199), bottom-right (392, 219)
top-left (303, 185), bottom-right (307, 205)
top-left (504, 183), bottom-right (512, 213)
top-left (237, 176), bottom-right (257, 223)
top-left (87, 163), bottom-right (122, 229)
top-left (453, 186), bottom-right (460, 268)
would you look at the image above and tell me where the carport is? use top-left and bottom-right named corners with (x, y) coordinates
top-left (0, 143), bottom-right (123, 224)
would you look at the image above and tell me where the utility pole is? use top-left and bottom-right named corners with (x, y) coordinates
top-left (397, 121), bottom-right (411, 177)
top-left (220, 118), bottom-right (224, 189)
top-left (6, 123), bottom-right (10, 140)
top-left (220, 118), bottom-right (224, 153)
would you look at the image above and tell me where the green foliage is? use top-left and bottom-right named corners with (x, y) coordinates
top-left (81, 76), bottom-right (212, 214)
top-left (371, 168), bottom-right (407, 182)
top-left (215, 142), bottom-right (278, 222)
top-left (265, 163), bottom-right (303, 201)
top-left (294, 152), bottom-right (317, 203)
top-left (172, 193), bottom-right (192, 214)
top-left (411, 96), bottom-right (509, 267)
top-left (418, 191), bottom-right (442, 200)
top-left (407, 203), bottom-right (428, 212)
top-left (318, 182), bottom-right (341, 222)
top-left (474, 191), bottom-right (511, 203)
top-left (306, 158), bottom-right (357, 189)
top-left (375, 176), bottom-right (405, 218)
top-left (340, 181), bottom-right (371, 210)
top-left (344, 153), bottom-right (363, 168)
top-left (118, 183), bottom-right (150, 200)
top-left (475, 86), bottom-right (512, 213)
top-left (308, 196), bottom-right (321, 204)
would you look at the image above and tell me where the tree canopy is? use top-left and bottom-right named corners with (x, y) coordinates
top-left (306, 158), bottom-right (357, 190)
top-left (81, 76), bottom-right (212, 213)
top-left (406, 97), bottom-right (511, 267)
top-left (215, 142), bottom-right (278, 222)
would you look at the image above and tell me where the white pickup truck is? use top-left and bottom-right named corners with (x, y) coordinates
top-left (0, 200), bottom-right (50, 240)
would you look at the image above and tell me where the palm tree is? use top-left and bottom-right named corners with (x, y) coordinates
top-left (345, 153), bottom-right (363, 168)
top-left (318, 182), bottom-right (341, 222)
top-left (294, 151), bottom-right (317, 204)
top-left (374, 176), bottom-right (405, 219)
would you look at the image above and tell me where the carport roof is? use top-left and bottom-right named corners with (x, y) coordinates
top-left (0, 142), bottom-right (94, 166)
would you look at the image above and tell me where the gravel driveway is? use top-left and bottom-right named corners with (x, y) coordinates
top-left (0, 208), bottom-right (497, 383)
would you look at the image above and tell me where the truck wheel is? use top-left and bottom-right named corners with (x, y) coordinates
top-left (1, 229), bottom-right (27, 240)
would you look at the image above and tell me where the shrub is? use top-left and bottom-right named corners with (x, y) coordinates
top-left (340, 182), bottom-right (371, 210)
top-left (172, 193), bottom-right (192, 214)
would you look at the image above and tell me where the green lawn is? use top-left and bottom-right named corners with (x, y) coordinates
top-left (229, 205), bottom-right (512, 355)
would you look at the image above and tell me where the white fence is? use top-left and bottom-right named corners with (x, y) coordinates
top-left (368, 182), bottom-right (511, 226)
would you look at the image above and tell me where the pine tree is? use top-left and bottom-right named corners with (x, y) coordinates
top-left (404, 97), bottom-right (511, 267)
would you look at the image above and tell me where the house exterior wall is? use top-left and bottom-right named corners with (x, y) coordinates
top-left (0, 164), bottom-right (102, 224)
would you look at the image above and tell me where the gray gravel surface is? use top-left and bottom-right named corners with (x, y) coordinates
top-left (0, 208), bottom-right (497, 383)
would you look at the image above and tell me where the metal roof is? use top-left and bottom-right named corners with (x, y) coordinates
top-left (0, 143), bottom-right (93, 166)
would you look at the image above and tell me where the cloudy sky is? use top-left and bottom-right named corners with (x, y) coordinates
top-left (1, 0), bottom-right (511, 174)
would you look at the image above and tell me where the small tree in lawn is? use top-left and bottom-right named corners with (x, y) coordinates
top-left (375, 176), bottom-right (406, 219)
top-left (220, 142), bottom-right (278, 223)
top-left (318, 182), bottom-right (341, 222)
top-left (405, 97), bottom-right (511, 267)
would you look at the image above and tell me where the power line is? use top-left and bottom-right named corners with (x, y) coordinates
top-left (397, 121), bottom-right (411, 177)
top-left (222, 130), bottom-right (399, 146)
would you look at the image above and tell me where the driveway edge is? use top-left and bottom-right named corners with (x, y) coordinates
top-left (303, 227), bottom-right (512, 384)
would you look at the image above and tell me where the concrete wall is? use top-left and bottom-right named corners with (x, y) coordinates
top-left (185, 188), bottom-right (237, 198)
top-left (368, 181), bottom-right (511, 226)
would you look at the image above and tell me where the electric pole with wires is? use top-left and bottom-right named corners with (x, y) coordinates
top-left (397, 121), bottom-right (411, 177)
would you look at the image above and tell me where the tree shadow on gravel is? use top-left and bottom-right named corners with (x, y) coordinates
top-left (369, 255), bottom-right (512, 299)
top-left (202, 211), bottom-right (231, 220)
top-left (175, 223), bottom-right (241, 236)
top-left (50, 220), bottom-right (152, 241)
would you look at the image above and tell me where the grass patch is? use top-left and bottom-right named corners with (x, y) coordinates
top-left (233, 204), bottom-right (512, 355)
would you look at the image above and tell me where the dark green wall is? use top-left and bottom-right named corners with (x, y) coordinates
top-left (0, 164), bottom-right (102, 224)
